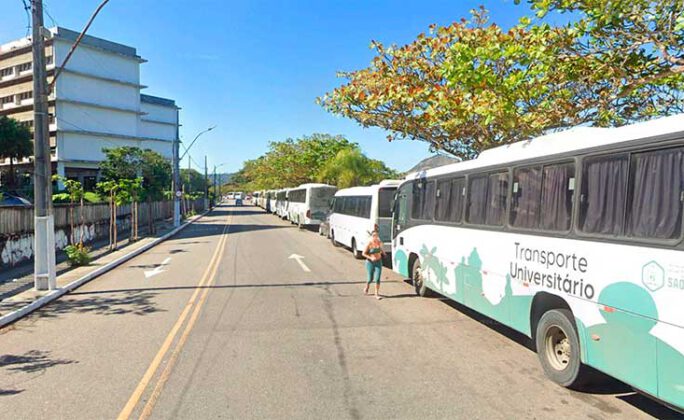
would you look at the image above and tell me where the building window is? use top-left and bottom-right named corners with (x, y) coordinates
top-left (46, 55), bottom-right (54, 65)
top-left (0, 95), bottom-right (13, 105)
top-left (21, 120), bottom-right (34, 129)
top-left (17, 62), bottom-right (32, 72)
top-left (0, 67), bottom-right (13, 77)
top-left (18, 91), bottom-right (33, 101)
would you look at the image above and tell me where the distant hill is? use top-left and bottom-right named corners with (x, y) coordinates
top-left (217, 173), bottom-right (235, 185)
top-left (405, 155), bottom-right (459, 174)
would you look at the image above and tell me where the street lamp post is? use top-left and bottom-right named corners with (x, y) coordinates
top-left (176, 125), bottom-right (215, 223)
top-left (213, 163), bottom-right (226, 205)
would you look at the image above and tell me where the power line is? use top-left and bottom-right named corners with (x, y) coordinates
top-left (42, 1), bottom-right (59, 27)
top-left (19, 0), bottom-right (31, 37)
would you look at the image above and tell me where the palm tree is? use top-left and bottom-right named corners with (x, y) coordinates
top-left (0, 116), bottom-right (33, 190)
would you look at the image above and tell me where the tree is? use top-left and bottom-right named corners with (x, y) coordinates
top-left (100, 146), bottom-right (143, 181)
top-left (240, 134), bottom-right (358, 188)
top-left (319, 4), bottom-right (684, 159)
top-left (0, 116), bottom-right (33, 190)
top-left (522, 0), bottom-right (684, 124)
top-left (53, 175), bottom-right (85, 245)
top-left (100, 147), bottom-right (172, 235)
top-left (317, 148), bottom-right (400, 188)
top-left (140, 149), bottom-right (171, 234)
top-left (97, 180), bottom-right (120, 250)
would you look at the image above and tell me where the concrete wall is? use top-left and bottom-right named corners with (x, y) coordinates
top-left (0, 199), bottom-right (204, 269)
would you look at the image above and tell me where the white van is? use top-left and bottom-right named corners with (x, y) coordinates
top-left (286, 183), bottom-right (337, 227)
top-left (275, 189), bottom-right (290, 218)
top-left (328, 180), bottom-right (400, 258)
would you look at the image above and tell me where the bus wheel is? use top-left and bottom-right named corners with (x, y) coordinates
top-left (535, 309), bottom-right (586, 389)
top-left (331, 232), bottom-right (340, 247)
top-left (351, 239), bottom-right (364, 260)
top-left (411, 260), bottom-right (431, 297)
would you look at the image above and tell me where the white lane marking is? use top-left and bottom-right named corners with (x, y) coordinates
top-left (288, 254), bottom-right (311, 273)
top-left (144, 257), bottom-right (172, 279)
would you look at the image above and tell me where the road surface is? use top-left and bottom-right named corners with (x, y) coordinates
top-left (0, 204), bottom-right (680, 419)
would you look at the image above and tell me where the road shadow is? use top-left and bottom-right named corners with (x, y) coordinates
top-left (402, 278), bottom-right (684, 418)
top-left (33, 290), bottom-right (163, 318)
top-left (0, 350), bottom-right (77, 374)
top-left (0, 389), bottom-right (22, 396)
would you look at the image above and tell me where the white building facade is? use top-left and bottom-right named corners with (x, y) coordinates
top-left (0, 27), bottom-right (178, 190)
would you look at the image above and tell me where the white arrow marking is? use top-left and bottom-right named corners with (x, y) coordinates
top-left (144, 257), bottom-right (172, 279)
top-left (288, 254), bottom-right (311, 273)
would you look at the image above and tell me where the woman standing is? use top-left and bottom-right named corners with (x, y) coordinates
top-left (363, 229), bottom-right (386, 299)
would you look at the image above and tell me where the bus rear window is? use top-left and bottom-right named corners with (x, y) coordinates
top-left (378, 188), bottom-right (396, 218)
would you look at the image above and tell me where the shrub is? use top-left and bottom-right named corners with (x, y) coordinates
top-left (64, 243), bottom-right (91, 267)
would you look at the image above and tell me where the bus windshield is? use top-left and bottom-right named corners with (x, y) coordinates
top-left (378, 188), bottom-right (396, 218)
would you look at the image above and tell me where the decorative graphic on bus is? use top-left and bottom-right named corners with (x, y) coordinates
top-left (642, 260), bottom-right (665, 292)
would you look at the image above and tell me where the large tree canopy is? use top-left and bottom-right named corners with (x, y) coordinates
top-left (319, 1), bottom-right (684, 159)
top-left (230, 133), bottom-right (399, 190)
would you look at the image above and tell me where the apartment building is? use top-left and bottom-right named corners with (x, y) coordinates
top-left (0, 27), bottom-right (178, 191)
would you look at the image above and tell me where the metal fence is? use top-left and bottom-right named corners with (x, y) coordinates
top-left (0, 199), bottom-right (205, 235)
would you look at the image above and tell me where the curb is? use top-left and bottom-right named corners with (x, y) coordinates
top-left (0, 209), bottom-right (212, 329)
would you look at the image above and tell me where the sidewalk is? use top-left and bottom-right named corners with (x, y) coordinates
top-left (0, 211), bottom-right (207, 327)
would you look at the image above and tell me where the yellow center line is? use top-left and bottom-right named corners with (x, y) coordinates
top-left (117, 216), bottom-right (231, 420)
top-left (139, 225), bottom-right (229, 419)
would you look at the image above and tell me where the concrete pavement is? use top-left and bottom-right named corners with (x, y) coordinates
top-left (0, 205), bottom-right (679, 419)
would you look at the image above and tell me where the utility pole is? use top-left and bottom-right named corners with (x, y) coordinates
top-left (204, 155), bottom-right (209, 210)
top-left (31, 0), bottom-right (56, 290)
top-left (172, 108), bottom-right (180, 227)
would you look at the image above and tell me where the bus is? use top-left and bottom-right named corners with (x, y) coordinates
top-left (286, 183), bottom-right (338, 228)
top-left (390, 114), bottom-right (684, 410)
top-left (275, 189), bottom-right (290, 219)
top-left (267, 190), bottom-right (277, 214)
top-left (329, 180), bottom-right (400, 259)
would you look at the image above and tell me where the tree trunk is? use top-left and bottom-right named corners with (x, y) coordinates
top-left (79, 196), bottom-right (85, 246)
top-left (113, 200), bottom-right (118, 250)
top-left (108, 193), bottom-right (114, 250)
top-left (70, 199), bottom-right (75, 245)
top-left (147, 196), bottom-right (154, 235)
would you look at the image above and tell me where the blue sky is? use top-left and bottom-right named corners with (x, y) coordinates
top-left (0, 0), bottom-right (532, 173)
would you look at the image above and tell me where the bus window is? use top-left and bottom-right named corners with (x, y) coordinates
top-left (626, 147), bottom-right (684, 239)
top-left (435, 179), bottom-right (451, 222)
top-left (393, 183), bottom-right (410, 234)
top-left (448, 178), bottom-right (465, 223)
top-left (511, 166), bottom-right (542, 229)
top-left (485, 172), bottom-right (508, 226)
top-left (580, 154), bottom-right (628, 235)
top-left (540, 163), bottom-right (575, 231)
top-left (378, 188), bottom-right (396, 218)
top-left (467, 175), bottom-right (488, 225)
top-left (412, 180), bottom-right (435, 220)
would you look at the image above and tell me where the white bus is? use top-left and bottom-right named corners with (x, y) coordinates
top-left (267, 190), bottom-right (277, 214)
top-left (275, 189), bottom-right (290, 218)
top-left (391, 115), bottom-right (684, 411)
top-left (286, 183), bottom-right (338, 228)
top-left (329, 180), bottom-right (400, 259)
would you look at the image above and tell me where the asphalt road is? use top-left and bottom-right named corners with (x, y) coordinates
top-left (0, 204), bottom-right (680, 419)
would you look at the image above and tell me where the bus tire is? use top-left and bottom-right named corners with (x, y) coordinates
top-left (331, 232), bottom-right (340, 247)
top-left (535, 309), bottom-right (587, 389)
top-left (411, 260), bottom-right (432, 297)
top-left (351, 239), bottom-right (364, 260)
